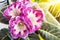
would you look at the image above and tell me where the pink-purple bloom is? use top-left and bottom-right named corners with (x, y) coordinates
top-left (9, 16), bottom-right (29, 39)
top-left (9, 7), bottom-right (43, 39)
top-left (3, 1), bottom-right (27, 18)
top-left (3, 0), bottom-right (44, 39)
top-left (3, 2), bottom-right (21, 18)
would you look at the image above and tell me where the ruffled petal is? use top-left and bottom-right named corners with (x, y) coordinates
top-left (23, 7), bottom-right (43, 32)
top-left (4, 1), bottom-right (44, 39)
top-left (9, 16), bottom-right (29, 39)
top-left (3, 2), bottom-right (22, 18)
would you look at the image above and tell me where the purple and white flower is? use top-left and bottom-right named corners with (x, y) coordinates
top-left (3, 0), bottom-right (45, 39)
top-left (9, 7), bottom-right (43, 39)
top-left (23, 7), bottom-right (43, 31)
top-left (9, 16), bottom-right (29, 39)
top-left (3, 2), bottom-right (24, 18)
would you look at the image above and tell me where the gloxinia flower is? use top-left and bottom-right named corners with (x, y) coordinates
top-left (3, 1), bottom-right (31, 19)
top-left (9, 16), bottom-right (29, 39)
top-left (9, 7), bottom-right (43, 39)
top-left (3, 0), bottom-right (39, 19)
top-left (23, 7), bottom-right (43, 31)
top-left (3, 2), bottom-right (24, 18)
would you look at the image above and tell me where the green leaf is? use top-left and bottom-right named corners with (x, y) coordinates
top-left (28, 33), bottom-right (40, 40)
top-left (15, 38), bottom-right (24, 40)
top-left (37, 22), bottom-right (60, 40)
top-left (17, 33), bottom-right (40, 40)
top-left (0, 13), bottom-right (9, 24)
top-left (0, 28), bottom-right (14, 40)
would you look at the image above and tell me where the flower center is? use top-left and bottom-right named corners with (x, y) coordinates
top-left (13, 8), bottom-right (20, 16)
top-left (17, 21), bottom-right (26, 31)
top-left (14, 21), bottom-right (26, 35)
top-left (18, 21), bottom-right (25, 27)
top-left (32, 6), bottom-right (36, 9)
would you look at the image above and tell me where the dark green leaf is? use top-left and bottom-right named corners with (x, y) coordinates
top-left (28, 33), bottom-right (40, 40)
top-left (0, 13), bottom-right (9, 24)
top-left (37, 22), bottom-right (60, 40)
top-left (0, 28), bottom-right (14, 40)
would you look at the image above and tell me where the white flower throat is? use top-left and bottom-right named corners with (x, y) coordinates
top-left (9, 6), bottom-right (20, 18)
top-left (14, 21), bottom-right (26, 35)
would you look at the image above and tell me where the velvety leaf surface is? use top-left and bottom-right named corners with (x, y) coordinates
top-left (37, 22), bottom-right (60, 40)
top-left (28, 33), bottom-right (40, 40)
top-left (0, 28), bottom-right (18, 40)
